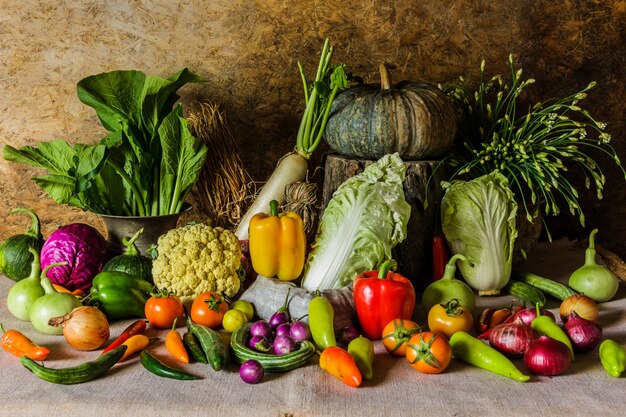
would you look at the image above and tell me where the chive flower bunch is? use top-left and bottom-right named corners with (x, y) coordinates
top-left (439, 54), bottom-right (624, 237)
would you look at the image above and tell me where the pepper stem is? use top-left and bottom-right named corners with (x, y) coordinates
top-left (440, 254), bottom-right (468, 280)
top-left (269, 200), bottom-right (280, 217)
top-left (377, 260), bottom-right (394, 279)
top-left (585, 228), bottom-right (599, 266)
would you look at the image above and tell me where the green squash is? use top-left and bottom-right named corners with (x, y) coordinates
top-left (101, 228), bottom-right (153, 282)
top-left (324, 64), bottom-right (457, 160)
top-left (0, 208), bottom-right (44, 281)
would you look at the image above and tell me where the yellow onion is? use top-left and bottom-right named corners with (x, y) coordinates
top-left (560, 294), bottom-right (599, 323)
top-left (49, 306), bottom-right (110, 351)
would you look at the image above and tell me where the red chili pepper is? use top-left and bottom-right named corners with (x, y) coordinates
top-left (101, 319), bottom-right (147, 355)
top-left (353, 260), bottom-right (416, 340)
top-left (432, 204), bottom-right (450, 281)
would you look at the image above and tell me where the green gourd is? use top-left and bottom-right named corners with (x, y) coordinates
top-left (421, 254), bottom-right (476, 314)
top-left (568, 229), bottom-right (618, 303)
top-left (101, 228), bottom-right (153, 282)
top-left (0, 208), bottom-right (44, 281)
top-left (29, 262), bottom-right (82, 335)
top-left (7, 247), bottom-right (45, 321)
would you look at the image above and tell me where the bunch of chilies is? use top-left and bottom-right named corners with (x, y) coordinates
top-left (1, 203), bottom-right (626, 386)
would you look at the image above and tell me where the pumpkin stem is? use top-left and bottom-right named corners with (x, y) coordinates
top-left (379, 63), bottom-right (395, 92)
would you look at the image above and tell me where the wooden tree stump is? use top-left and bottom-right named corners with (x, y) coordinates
top-left (321, 154), bottom-right (448, 290)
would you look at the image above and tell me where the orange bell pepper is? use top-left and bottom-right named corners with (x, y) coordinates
top-left (249, 200), bottom-right (306, 281)
top-left (319, 346), bottom-right (362, 387)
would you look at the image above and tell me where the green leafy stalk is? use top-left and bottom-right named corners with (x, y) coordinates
top-left (296, 37), bottom-right (350, 159)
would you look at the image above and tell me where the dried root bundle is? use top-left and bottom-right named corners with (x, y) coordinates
top-left (188, 102), bottom-right (251, 228)
top-left (283, 181), bottom-right (319, 245)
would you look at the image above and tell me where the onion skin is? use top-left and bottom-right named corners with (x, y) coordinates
top-left (560, 294), bottom-right (599, 323)
top-left (489, 317), bottom-right (539, 357)
top-left (563, 311), bottom-right (603, 352)
top-left (524, 336), bottom-right (572, 376)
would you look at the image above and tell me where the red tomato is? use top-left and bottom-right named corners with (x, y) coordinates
top-left (144, 295), bottom-right (184, 329)
top-left (190, 291), bottom-right (228, 328)
top-left (405, 331), bottom-right (452, 374)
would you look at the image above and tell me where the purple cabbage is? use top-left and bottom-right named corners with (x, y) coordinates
top-left (40, 223), bottom-right (109, 292)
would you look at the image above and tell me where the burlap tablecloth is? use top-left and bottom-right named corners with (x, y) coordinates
top-left (1, 239), bottom-right (625, 417)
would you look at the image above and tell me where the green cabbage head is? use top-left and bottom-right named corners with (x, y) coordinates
top-left (441, 172), bottom-right (518, 295)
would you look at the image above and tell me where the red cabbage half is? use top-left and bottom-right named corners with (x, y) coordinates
top-left (40, 223), bottom-right (109, 292)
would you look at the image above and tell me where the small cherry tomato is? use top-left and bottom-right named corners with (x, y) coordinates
top-left (144, 294), bottom-right (184, 329)
top-left (230, 300), bottom-right (254, 321)
top-left (381, 318), bottom-right (421, 356)
top-left (223, 309), bottom-right (249, 333)
top-left (427, 298), bottom-right (474, 339)
top-left (190, 291), bottom-right (229, 329)
top-left (405, 331), bottom-right (452, 374)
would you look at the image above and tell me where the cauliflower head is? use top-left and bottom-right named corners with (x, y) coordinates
top-left (152, 223), bottom-right (242, 304)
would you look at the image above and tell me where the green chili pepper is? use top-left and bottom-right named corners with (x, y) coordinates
top-left (347, 335), bottom-right (375, 380)
top-left (139, 350), bottom-right (200, 380)
top-left (183, 332), bottom-right (208, 364)
top-left (599, 339), bottom-right (626, 378)
top-left (449, 331), bottom-right (530, 382)
top-left (308, 291), bottom-right (336, 351)
top-left (530, 303), bottom-right (574, 360)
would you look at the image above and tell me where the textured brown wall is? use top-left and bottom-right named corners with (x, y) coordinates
top-left (1, 0), bottom-right (624, 254)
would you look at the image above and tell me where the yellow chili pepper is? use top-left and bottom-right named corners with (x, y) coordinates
top-left (249, 200), bottom-right (306, 281)
top-left (118, 334), bottom-right (150, 362)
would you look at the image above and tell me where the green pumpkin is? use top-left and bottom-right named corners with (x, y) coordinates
top-left (101, 228), bottom-right (153, 282)
top-left (0, 208), bottom-right (44, 281)
top-left (324, 64), bottom-right (457, 160)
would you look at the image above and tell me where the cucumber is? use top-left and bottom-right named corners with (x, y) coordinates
top-left (183, 332), bottom-right (208, 364)
top-left (503, 279), bottom-right (546, 307)
top-left (187, 320), bottom-right (229, 371)
top-left (230, 323), bottom-right (316, 372)
top-left (20, 345), bottom-right (127, 384)
top-left (512, 271), bottom-right (578, 301)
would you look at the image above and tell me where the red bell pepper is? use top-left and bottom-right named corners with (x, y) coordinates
top-left (353, 260), bottom-right (416, 340)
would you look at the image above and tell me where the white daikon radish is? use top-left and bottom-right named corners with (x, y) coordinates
top-left (234, 37), bottom-right (349, 240)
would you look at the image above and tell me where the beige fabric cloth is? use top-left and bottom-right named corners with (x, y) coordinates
top-left (1, 239), bottom-right (625, 417)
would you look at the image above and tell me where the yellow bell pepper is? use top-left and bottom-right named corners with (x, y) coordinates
top-left (249, 200), bottom-right (306, 281)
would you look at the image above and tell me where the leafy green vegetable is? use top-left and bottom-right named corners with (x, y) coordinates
top-left (300, 153), bottom-right (411, 291)
top-left (3, 68), bottom-right (206, 216)
top-left (440, 172), bottom-right (518, 295)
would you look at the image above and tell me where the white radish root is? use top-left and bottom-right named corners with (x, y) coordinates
top-left (235, 152), bottom-right (308, 240)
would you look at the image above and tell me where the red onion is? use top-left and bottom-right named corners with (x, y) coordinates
top-left (563, 311), bottom-right (603, 352)
top-left (515, 308), bottom-right (555, 326)
top-left (524, 336), bottom-right (572, 376)
top-left (489, 316), bottom-right (539, 357)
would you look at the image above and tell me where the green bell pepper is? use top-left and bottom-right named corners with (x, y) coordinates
top-left (599, 339), bottom-right (626, 378)
top-left (88, 271), bottom-right (153, 319)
